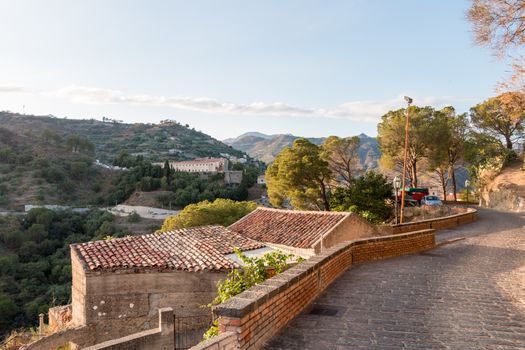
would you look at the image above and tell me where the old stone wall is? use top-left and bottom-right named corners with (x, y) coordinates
top-left (48, 304), bottom-right (72, 332)
top-left (70, 247), bottom-right (226, 345)
top-left (199, 229), bottom-right (435, 350)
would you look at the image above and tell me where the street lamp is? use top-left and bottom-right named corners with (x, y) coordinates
top-left (465, 179), bottom-right (470, 204)
top-left (400, 96), bottom-right (413, 223)
top-left (393, 176), bottom-right (401, 224)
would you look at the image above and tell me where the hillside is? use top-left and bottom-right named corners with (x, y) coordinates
top-left (481, 160), bottom-right (525, 211)
top-left (0, 112), bottom-right (245, 163)
top-left (224, 132), bottom-right (380, 170)
top-left (0, 126), bottom-right (116, 210)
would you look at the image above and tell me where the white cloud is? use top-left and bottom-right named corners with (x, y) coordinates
top-left (2, 84), bottom-right (473, 122)
top-left (0, 85), bottom-right (26, 93)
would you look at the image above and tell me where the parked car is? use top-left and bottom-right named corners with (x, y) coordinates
top-left (422, 195), bottom-right (443, 206)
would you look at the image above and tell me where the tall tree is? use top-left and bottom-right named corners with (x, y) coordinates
top-left (163, 160), bottom-right (171, 185)
top-left (445, 109), bottom-right (469, 201)
top-left (321, 136), bottom-right (361, 188)
top-left (377, 106), bottom-right (439, 188)
top-left (470, 92), bottom-right (525, 149)
top-left (266, 138), bottom-right (332, 210)
top-left (468, 0), bottom-right (525, 90)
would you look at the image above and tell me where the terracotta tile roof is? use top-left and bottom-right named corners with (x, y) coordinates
top-left (229, 208), bottom-right (349, 249)
top-left (72, 225), bottom-right (263, 272)
top-left (164, 225), bottom-right (265, 254)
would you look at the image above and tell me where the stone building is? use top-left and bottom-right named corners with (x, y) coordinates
top-left (229, 207), bottom-right (379, 257)
top-left (69, 225), bottom-right (265, 342)
top-left (167, 157), bottom-right (228, 173)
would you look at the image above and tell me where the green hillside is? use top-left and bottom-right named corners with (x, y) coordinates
top-left (0, 112), bottom-right (245, 164)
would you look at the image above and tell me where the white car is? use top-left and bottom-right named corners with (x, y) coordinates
top-left (422, 195), bottom-right (442, 206)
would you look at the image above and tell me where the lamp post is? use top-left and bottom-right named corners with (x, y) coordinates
top-left (399, 96), bottom-right (413, 224)
top-left (465, 179), bottom-right (470, 204)
top-left (393, 176), bottom-right (401, 224)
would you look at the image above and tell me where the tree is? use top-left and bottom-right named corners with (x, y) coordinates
top-left (470, 92), bottom-right (525, 149)
top-left (321, 136), bottom-right (361, 188)
top-left (445, 110), bottom-right (469, 200)
top-left (163, 160), bottom-right (171, 185)
top-left (330, 172), bottom-right (393, 224)
top-left (468, 0), bottom-right (525, 90)
top-left (266, 139), bottom-right (332, 210)
top-left (464, 131), bottom-right (510, 202)
top-left (159, 198), bottom-right (257, 230)
top-left (378, 106), bottom-right (443, 188)
top-left (0, 294), bottom-right (18, 331)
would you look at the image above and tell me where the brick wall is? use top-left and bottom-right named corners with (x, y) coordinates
top-left (196, 229), bottom-right (435, 350)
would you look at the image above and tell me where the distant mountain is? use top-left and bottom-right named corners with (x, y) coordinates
top-left (0, 112), bottom-right (246, 163)
top-left (224, 132), bottom-right (380, 170)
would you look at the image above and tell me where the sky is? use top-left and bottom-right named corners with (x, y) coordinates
top-left (0, 0), bottom-right (510, 140)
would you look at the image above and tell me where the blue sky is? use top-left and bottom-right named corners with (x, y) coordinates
top-left (0, 0), bottom-right (509, 140)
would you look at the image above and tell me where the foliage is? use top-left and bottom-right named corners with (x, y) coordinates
top-left (203, 249), bottom-right (298, 340)
top-left (109, 154), bottom-right (257, 208)
top-left (330, 172), bottom-right (393, 224)
top-left (321, 136), bottom-right (361, 188)
top-left (470, 92), bottom-right (525, 149)
top-left (464, 131), bottom-right (511, 189)
top-left (266, 139), bottom-right (331, 210)
top-left (159, 199), bottom-right (257, 231)
top-left (127, 211), bottom-right (141, 223)
top-left (377, 106), bottom-right (447, 188)
top-left (0, 209), bottom-right (129, 337)
top-left (467, 0), bottom-right (525, 90)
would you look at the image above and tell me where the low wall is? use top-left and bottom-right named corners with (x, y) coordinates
top-left (83, 308), bottom-right (174, 350)
top-left (19, 325), bottom-right (96, 350)
top-left (381, 207), bottom-right (477, 235)
top-left (197, 229), bottom-right (435, 350)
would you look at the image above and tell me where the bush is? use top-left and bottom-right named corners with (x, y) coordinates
top-left (159, 199), bottom-right (257, 231)
top-left (127, 211), bottom-right (141, 223)
top-left (330, 172), bottom-right (393, 224)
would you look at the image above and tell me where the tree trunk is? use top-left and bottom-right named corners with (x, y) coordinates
top-left (439, 170), bottom-right (447, 201)
top-left (451, 168), bottom-right (457, 202)
top-left (320, 182), bottom-right (330, 211)
top-left (505, 135), bottom-right (513, 150)
top-left (411, 161), bottom-right (418, 188)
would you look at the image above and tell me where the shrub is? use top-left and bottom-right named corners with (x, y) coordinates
top-left (159, 198), bottom-right (257, 231)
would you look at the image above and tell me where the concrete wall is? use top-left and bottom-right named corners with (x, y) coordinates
top-left (313, 213), bottom-right (378, 254)
top-left (83, 308), bottom-right (174, 350)
top-left (71, 248), bottom-right (227, 344)
top-left (203, 229), bottom-right (435, 350)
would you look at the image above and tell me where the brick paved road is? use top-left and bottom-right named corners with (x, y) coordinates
top-left (263, 208), bottom-right (525, 350)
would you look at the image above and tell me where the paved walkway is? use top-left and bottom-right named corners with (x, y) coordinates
top-left (263, 208), bottom-right (525, 350)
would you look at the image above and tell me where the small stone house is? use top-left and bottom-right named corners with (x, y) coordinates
top-left (229, 207), bottom-right (378, 257)
top-left (69, 225), bottom-right (265, 342)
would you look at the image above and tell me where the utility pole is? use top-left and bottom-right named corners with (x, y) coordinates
top-left (400, 96), bottom-right (413, 224)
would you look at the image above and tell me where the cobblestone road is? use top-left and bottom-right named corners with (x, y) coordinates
top-left (263, 208), bottom-right (525, 350)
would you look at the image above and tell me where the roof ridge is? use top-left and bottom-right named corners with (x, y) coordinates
top-left (254, 207), bottom-right (349, 216)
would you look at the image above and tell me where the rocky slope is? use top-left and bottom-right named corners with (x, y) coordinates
top-left (481, 161), bottom-right (525, 212)
top-left (224, 132), bottom-right (380, 170)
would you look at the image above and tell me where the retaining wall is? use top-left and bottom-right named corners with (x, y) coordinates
top-left (382, 207), bottom-right (477, 235)
top-left (195, 229), bottom-right (435, 350)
